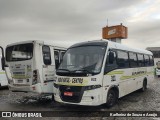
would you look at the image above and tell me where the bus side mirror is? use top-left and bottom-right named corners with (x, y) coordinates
top-left (0, 46), bottom-right (5, 70)
top-left (109, 52), bottom-right (114, 64)
top-left (1, 57), bottom-right (5, 70)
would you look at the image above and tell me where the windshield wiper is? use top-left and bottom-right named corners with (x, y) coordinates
top-left (57, 69), bottom-right (71, 72)
top-left (73, 69), bottom-right (92, 74)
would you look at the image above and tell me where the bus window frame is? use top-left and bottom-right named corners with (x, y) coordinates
top-left (42, 45), bottom-right (52, 65)
top-left (128, 52), bottom-right (138, 68)
top-left (6, 43), bottom-right (34, 62)
top-left (104, 49), bottom-right (118, 74)
top-left (104, 48), bottom-right (153, 75)
top-left (116, 50), bottom-right (130, 69)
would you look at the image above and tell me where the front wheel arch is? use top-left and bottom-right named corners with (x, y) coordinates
top-left (105, 86), bottom-right (119, 108)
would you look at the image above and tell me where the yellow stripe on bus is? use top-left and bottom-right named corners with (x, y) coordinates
top-left (12, 75), bottom-right (31, 79)
top-left (120, 72), bottom-right (154, 80)
top-left (107, 71), bottom-right (124, 75)
top-left (0, 72), bottom-right (5, 74)
top-left (57, 83), bottom-right (87, 86)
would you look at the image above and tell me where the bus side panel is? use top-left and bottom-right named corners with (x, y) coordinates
top-left (41, 46), bottom-right (56, 94)
top-left (42, 65), bottom-right (55, 93)
top-left (103, 67), bottom-right (154, 103)
top-left (30, 43), bottom-right (43, 93)
top-left (0, 70), bottom-right (8, 86)
top-left (136, 66), bottom-right (154, 90)
top-left (4, 67), bottom-right (12, 82)
top-left (147, 67), bottom-right (154, 85)
top-left (103, 69), bottom-right (135, 97)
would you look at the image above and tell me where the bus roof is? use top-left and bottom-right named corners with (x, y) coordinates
top-left (69, 39), bottom-right (152, 55)
top-left (70, 40), bottom-right (108, 48)
top-left (107, 40), bottom-right (152, 55)
top-left (6, 40), bottom-right (67, 49)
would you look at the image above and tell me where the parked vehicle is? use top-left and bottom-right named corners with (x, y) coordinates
top-left (156, 61), bottom-right (160, 77)
top-left (3, 40), bottom-right (66, 98)
top-left (0, 55), bottom-right (8, 87)
top-left (54, 40), bottom-right (154, 107)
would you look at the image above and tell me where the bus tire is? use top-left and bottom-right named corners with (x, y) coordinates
top-left (140, 79), bottom-right (147, 92)
top-left (105, 89), bottom-right (117, 108)
top-left (52, 94), bottom-right (55, 101)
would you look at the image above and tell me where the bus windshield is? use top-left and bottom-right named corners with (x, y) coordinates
top-left (6, 43), bottom-right (33, 61)
top-left (58, 46), bottom-right (106, 74)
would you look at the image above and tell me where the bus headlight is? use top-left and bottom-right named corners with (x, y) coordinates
top-left (84, 85), bottom-right (101, 91)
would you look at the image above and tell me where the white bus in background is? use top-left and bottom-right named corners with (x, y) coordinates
top-left (156, 61), bottom-right (160, 77)
top-left (3, 40), bottom-right (66, 98)
top-left (0, 55), bottom-right (8, 87)
top-left (54, 40), bottom-right (154, 107)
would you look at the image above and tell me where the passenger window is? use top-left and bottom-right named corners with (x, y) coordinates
top-left (129, 52), bottom-right (138, 67)
top-left (104, 50), bottom-right (117, 73)
top-left (137, 54), bottom-right (144, 67)
top-left (149, 55), bottom-right (154, 66)
top-left (54, 50), bottom-right (59, 69)
top-left (144, 55), bottom-right (150, 66)
top-left (42, 45), bottom-right (51, 65)
top-left (117, 51), bottom-right (129, 68)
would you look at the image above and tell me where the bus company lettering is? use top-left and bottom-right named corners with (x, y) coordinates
top-left (132, 71), bottom-right (147, 76)
top-left (72, 78), bottom-right (83, 84)
top-left (58, 78), bottom-right (70, 83)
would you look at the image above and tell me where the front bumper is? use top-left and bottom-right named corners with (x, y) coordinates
top-left (8, 82), bottom-right (53, 95)
top-left (54, 87), bottom-right (103, 106)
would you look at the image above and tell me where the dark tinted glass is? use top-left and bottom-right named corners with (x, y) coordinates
top-left (129, 52), bottom-right (138, 67)
top-left (43, 45), bottom-right (51, 65)
top-left (54, 50), bottom-right (59, 69)
top-left (144, 55), bottom-right (150, 66)
top-left (137, 54), bottom-right (144, 67)
top-left (6, 43), bottom-right (33, 61)
top-left (117, 51), bottom-right (129, 68)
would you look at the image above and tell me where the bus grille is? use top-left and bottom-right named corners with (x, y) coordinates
top-left (59, 85), bottom-right (84, 103)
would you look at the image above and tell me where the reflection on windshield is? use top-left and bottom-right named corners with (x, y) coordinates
top-left (58, 46), bottom-right (106, 74)
top-left (6, 43), bottom-right (33, 61)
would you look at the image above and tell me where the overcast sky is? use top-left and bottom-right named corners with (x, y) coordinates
top-left (0, 0), bottom-right (160, 49)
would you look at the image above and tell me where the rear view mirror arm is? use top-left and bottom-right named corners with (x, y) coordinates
top-left (0, 46), bottom-right (5, 70)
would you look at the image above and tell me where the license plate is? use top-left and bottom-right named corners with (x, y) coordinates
top-left (18, 80), bottom-right (23, 83)
top-left (64, 92), bottom-right (73, 96)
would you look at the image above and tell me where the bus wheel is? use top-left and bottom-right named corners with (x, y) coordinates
top-left (105, 89), bottom-right (117, 108)
top-left (52, 94), bottom-right (55, 101)
top-left (140, 80), bottom-right (147, 92)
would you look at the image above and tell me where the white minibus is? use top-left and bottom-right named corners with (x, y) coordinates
top-left (3, 40), bottom-right (66, 98)
top-left (156, 61), bottom-right (160, 77)
top-left (0, 55), bottom-right (8, 87)
top-left (54, 40), bottom-right (154, 107)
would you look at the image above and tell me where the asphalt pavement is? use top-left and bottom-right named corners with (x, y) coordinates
top-left (0, 77), bottom-right (160, 120)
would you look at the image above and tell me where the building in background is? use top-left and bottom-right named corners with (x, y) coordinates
top-left (146, 47), bottom-right (160, 65)
top-left (146, 47), bottom-right (160, 76)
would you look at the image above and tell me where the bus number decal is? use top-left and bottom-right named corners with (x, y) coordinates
top-left (58, 78), bottom-right (70, 83)
top-left (111, 75), bottom-right (116, 81)
top-left (72, 78), bottom-right (83, 84)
